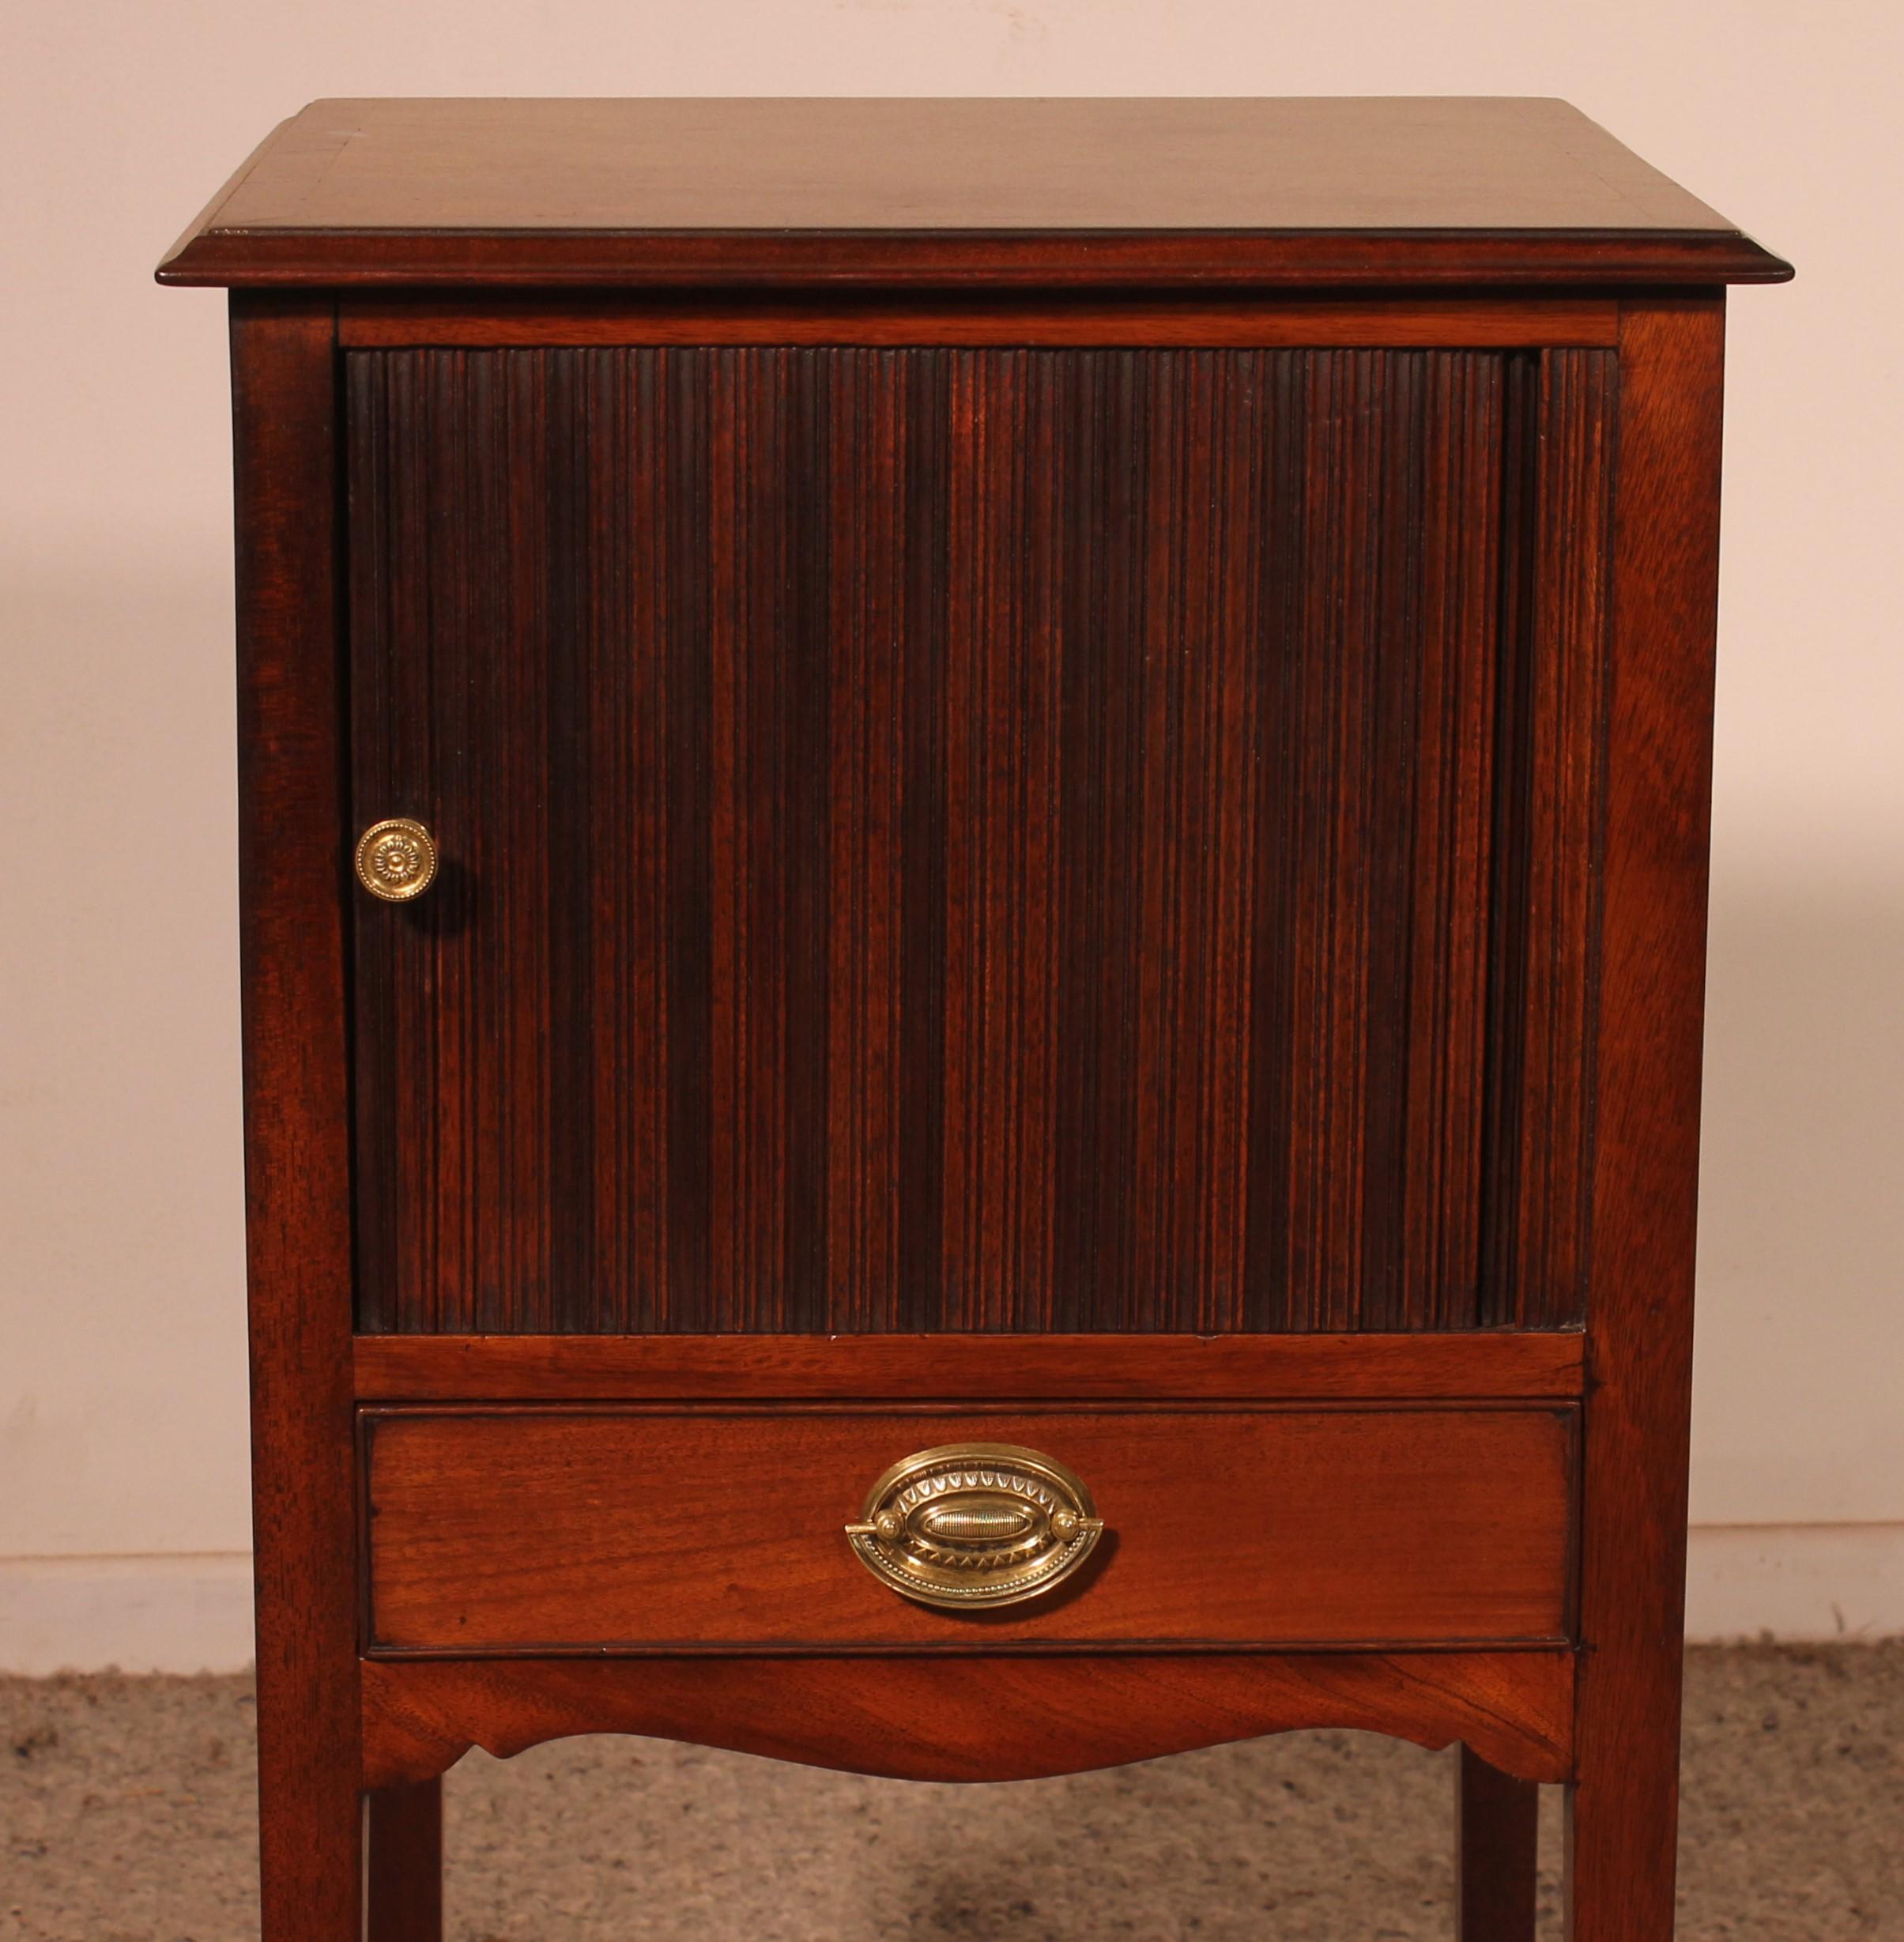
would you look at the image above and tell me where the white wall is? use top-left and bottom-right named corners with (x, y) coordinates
top-left (3, 0), bottom-right (1900, 1668)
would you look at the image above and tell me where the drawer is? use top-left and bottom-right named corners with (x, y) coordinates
top-left (362, 1405), bottom-right (1577, 1654)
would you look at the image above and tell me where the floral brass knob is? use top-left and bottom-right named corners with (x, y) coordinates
top-left (353, 817), bottom-right (439, 903)
top-left (845, 1442), bottom-right (1105, 1610)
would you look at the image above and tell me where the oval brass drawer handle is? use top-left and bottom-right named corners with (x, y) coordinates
top-left (845, 1442), bottom-right (1105, 1609)
top-left (354, 817), bottom-right (439, 903)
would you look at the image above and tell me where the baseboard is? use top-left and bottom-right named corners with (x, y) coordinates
top-left (1680, 1523), bottom-right (1904, 1642)
top-left (0, 1555), bottom-right (254, 1676)
top-left (3, 1528), bottom-right (1901, 1674)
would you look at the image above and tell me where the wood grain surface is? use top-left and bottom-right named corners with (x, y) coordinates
top-left (1480, 345), bottom-right (1616, 1327)
top-left (352, 1329), bottom-right (1588, 1402)
top-left (360, 1649), bottom-right (1577, 1789)
top-left (337, 294), bottom-right (1620, 349)
top-left (365, 1778), bottom-right (441, 1942)
top-left (1456, 1744), bottom-right (1540, 1940)
top-left (228, 295), bottom-right (362, 1942)
top-left (346, 343), bottom-right (1608, 1337)
top-left (360, 1405), bottom-right (1577, 1654)
top-left (156, 98), bottom-right (1792, 288)
top-left (1563, 298), bottom-right (1728, 1938)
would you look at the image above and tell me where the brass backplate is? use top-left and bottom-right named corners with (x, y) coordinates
top-left (845, 1442), bottom-right (1104, 1610)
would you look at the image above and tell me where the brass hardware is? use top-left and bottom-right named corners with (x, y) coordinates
top-left (845, 1442), bottom-right (1104, 1609)
top-left (354, 817), bottom-right (439, 903)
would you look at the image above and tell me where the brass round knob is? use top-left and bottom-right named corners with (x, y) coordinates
top-left (353, 817), bottom-right (439, 903)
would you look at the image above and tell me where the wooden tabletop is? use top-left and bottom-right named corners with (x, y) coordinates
top-left (158, 97), bottom-right (1792, 289)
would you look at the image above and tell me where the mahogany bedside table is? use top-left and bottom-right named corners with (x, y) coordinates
top-left (159, 97), bottom-right (1789, 1940)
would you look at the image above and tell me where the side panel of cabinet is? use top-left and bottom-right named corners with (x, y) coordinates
top-left (347, 345), bottom-right (1608, 1334)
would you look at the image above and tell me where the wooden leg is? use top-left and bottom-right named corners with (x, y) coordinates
top-left (367, 1778), bottom-right (444, 1942)
top-left (1563, 1729), bottom-right (1682, 1941)
top-left (1556, 297), bottom-right (1723, 1942)
top-left (254, 1752), bottom-right (362, 1942)
top-left (1456, 1745), bottom-right (1539, 1941)
top-left (234, 296), bottom-right (368, 1942)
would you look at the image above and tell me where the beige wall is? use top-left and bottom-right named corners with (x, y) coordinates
top-left (4, 0), bottom-right (1901, 1662)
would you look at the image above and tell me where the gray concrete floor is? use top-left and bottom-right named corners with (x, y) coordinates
top-left (3, 1643), bottom-right (1900, 1939)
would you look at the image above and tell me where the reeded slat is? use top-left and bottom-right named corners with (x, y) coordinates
top-left (349, 345), bottom-right (1596, 1334)
top-left (1480, 349), bottom-right (1616, 1329)
top-left (1408, 353), bottom-right (1504, 1330)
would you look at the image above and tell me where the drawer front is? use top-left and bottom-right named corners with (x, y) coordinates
top-left (362, 1405), bottom-right (1577, 1654)
top-left (345, 345), bottom-right (1612, 1338)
